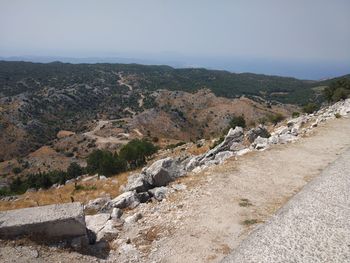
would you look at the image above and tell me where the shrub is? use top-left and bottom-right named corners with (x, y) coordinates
top-left (12, 167), bottom-right (22, 174)
top-left (242, 219), bottom-right (258, 225)
top-left (257, 117), bottom-right (268, 125)
top-left (292, 112), bottom-right (300, 118)
top-left (0, 187), bottom-right (12, 196)
top-left (67, 162), bottom-right (83, 179)
top-left (302, 103), bottom-right (319, 114)
top-left (331, 88), bottom-right (349, 102)
top-left (73, 184), bottom-right (97, 192)
top-left (119, 139), bottom-right (158, 168)
top-left (334, 113), bottom-right (341, 118)
top-left (9, 177), bottom-right (27, 194)
top-left (229, 116), bottom-right (246, 129)
top-left (268, 113), bottom-right (285, 125)
top-left (323, 78), bottom-right (350, 102)
top-left (64, 151), bottom-right (74, 157)
top-left (86, 150), bottom-right (126, 176)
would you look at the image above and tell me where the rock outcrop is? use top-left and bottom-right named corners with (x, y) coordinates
top-left (103, 191), bottom-right (140, 211)
top-left (246, 125), bottom-right (270, 143)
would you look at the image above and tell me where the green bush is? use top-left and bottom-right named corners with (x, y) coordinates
top-left (1, 164), bottom-right (85, 196)
top-left (268, 113), bottom-right (285, 125)
top-left (12, 167), bottom-right (22, 174)
top-left (331, 88), bottom-right (349, 102)
top-left (64, 151), bottom-right (74, 157)
top-left (67, 162), bottom-right (84, 179)
top-left (86, 150), bottom-right (126, 176)
top-left (119, 139), bottom-right (158, 168)
top-left (323, 78), bottom-right (350, 102)
top-left (302, 103), bottom-right (319, 114)
top-left (257, 117), bottom-right (268, 125)
top-left (229, 116), bottom-right (246, 129)
top-left (292, 112), bottom-right (300, 118)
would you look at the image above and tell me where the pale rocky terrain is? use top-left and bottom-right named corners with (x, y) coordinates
top-left (1, 99), bottom-right (350, 262)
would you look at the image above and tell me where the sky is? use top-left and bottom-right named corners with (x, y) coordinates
top-left (0, 0), bottom-right (349, 79)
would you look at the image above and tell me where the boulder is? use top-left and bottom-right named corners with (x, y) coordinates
top-left (230, 142), bottom-right (246, 152)
top-left (204, 127), bottom-right (244, 158)
top-left (124, 213), bottom-right (143, 224)
top-left (136, 192), bottom-right (151, 203)
top-left (103, 191), bottom-right (140, 211)
top-left (252, 136), bottom-right (269, 150)
top-left (196, 139), bottom-right (206, 147)
top-left (278, 133), bottom-right (298, 144)
top-left (273, 126), bottom-right (289, 136)
top-left (183, 128), bottom-right (245, 172)
top-left (85, 213), bottom-right (111, 234)
top-left (85, 197), bottom-right (111, 213)
top-left (246, 125), bottom-right (270, 143)
top-left (124, 173), bottom-right (149, 193)
top-left (85, 214), bottom-right (119, 242)
top-left (268, 135), bottom-right (279, 144)
top-left (184, 156), bottom-right (201, 171)
top-left (172, 183), bottom-right (187, 191)
top-left (96, 220), bottom-right (119, 242)
top-left (290, 127), bottom-right (299, 136)
top-left (236, 148), bottom-right (251, 156)
top-left (214, 151), bottom-right (235, 163)
top-left (144, 157), bottom-right (180, 187)
top-left (111, 208), bottom-right (123, 219)
top-left (148, 186), bottom-right (171, 201)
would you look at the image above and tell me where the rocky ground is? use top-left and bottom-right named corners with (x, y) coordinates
top-left (1, 100), bottom-right (349, 262)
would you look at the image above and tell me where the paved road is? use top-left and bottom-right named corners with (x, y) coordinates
top-left (222, 148), bottom-right (350, 263)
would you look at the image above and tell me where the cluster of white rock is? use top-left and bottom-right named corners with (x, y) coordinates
top-left (84, 98), bottom-right (350, 243)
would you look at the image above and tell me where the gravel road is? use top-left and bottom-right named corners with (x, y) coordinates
top-left (222, 147), bottom-right (350, 263)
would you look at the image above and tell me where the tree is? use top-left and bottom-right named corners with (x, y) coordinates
top-left (67, 162), bottom-right (83, 179)
top-left (86, 150), bottom-right (127, 176)
top-left (119, 139), bottom-right (158, 168)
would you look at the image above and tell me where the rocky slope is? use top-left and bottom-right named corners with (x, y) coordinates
top-left (1, 98), bottom-right (349, 262)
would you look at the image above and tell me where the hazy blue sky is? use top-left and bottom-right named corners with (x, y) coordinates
top-left (0, 0), bottom-right (349, 79)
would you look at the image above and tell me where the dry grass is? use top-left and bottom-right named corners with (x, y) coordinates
top-left (0, 170), bottom-right (133, 212)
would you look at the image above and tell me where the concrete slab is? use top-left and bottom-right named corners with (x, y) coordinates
top-left (221, 148), bottom-right (350, 263)
top-left (0, 202), bottom-right (87, 240)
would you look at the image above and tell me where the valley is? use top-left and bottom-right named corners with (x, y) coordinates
top-left (0, 61), bottom-right (350, 263)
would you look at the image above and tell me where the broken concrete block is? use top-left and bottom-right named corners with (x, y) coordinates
top-left (0, 202), bottom-right (87, 241)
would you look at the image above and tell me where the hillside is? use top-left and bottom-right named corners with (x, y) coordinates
top-left (0, 61), bottom-right (348, 161)
top-left (0, 98), bottom-right (349, 263)
top-left (0, 61), bottom-right (324, 103)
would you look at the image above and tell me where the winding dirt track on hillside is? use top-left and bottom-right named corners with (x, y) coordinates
top-left (142, 117), bottom-right (350, 262)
